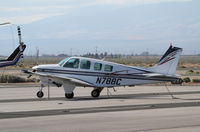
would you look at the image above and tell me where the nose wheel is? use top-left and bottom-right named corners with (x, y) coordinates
top-left (37, 84), bottom-right (44, 98)
top-left (37, 91), bottom-right (44, 98)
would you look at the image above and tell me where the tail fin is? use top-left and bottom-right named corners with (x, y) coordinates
top-left (0, 44), bottom-right (26, 67)
top-left (0, 26), bottom-right (26, 68)
top-left (149, 45), bottom-right (182, 75)
top-left (7, 44), bottom-right (26, 61)
top-left (7, 26), bottom-right (26, 63)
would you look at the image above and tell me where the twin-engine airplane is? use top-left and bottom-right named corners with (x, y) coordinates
top-left (0, 26), bottom-right (26, 68)
top-left (24, 45), bottom-right (182, 99)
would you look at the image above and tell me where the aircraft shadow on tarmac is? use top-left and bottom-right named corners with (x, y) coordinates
top-left (1, 91), bottom-right (200, 103)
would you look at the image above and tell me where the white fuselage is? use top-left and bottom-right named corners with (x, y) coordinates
top-left (33, 57), bottom-right (167, 88)
top-left (30, 45), bottom-right (182, 99)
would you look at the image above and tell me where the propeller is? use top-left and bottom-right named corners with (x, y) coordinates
top-left (0, 22), bottom-right (10, 26)
top-left (21, 69), bottom-right (33, 78)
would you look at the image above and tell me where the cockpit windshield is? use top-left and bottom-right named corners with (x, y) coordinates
top-left (63, 58), bottom-right (80, 68)
top-left (58, 57), bottom-right (70, 66)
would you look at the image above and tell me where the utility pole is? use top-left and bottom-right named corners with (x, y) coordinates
top-left (70, 48), bottom-right (73, 56)
top-left (35, 47), bottom-right (39, 65)
top-left (95, 46), bottom-right (98, 59)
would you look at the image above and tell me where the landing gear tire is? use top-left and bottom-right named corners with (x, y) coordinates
top-left (171, 78), bottom-right (183, 84)
top-left (37, 91), bottom-right (44, 98)
top-left (91, 89), bottom-right (100, 98)
top-left (65, 92), bottom-right (74, 99)
top-left (177, 78), bottom-right (183, 84)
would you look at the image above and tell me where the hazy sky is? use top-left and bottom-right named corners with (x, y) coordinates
top-left (0, 0), bottom-right (200, 55)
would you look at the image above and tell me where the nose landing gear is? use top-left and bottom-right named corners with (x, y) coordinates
top-left (37, 91), bottom-right (44, 98)
top-left (37, 85), bottom-right (44, 98)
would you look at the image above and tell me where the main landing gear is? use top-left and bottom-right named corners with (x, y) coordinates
top-left (91, 88), bottom-right (103, 98)
top-left (36, 85), bottom-right (103, 99)
top-left (65, 92), bottom-right (74, 99)
top-left (171, 78), bottom-right (183, 84)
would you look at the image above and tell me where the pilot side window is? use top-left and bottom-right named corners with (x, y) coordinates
top-left (104, 65), bottom-right (113, 72)
top-left (63, 58), bottom-right (79, 68)
top-left (80, 60), bottom-right (91, 69)
top-left (94, 63), bottom-right (102, 71)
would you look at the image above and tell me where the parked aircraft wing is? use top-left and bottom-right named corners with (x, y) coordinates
top-left (44, 74), bottom-right (93, 87)
top-left (22, 69), bottom-right (93, 87)
top-left (48, 74), bottom-right (93, 86)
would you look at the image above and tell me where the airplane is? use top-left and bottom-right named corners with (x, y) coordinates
top-left (23, 44), bottom-right (182, 99)
top-left (0, 26), bottom-right (26, 68)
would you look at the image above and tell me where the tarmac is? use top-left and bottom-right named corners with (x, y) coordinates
top-left (0, 84), bottom-right (200, 132)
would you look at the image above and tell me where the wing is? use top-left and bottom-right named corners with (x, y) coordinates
top-left (22, 69), bottom-right (93, 87)
top-left (46, 74), bottom-right (93, 87)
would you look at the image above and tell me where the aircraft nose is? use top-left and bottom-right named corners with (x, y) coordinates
top-left (32, 66), bottom-right (39, 72)
top-left (32, 66), bottom-right (38, 69)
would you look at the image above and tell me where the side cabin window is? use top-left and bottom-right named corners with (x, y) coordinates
top-left (63, 58), bottom-right (79, 68)
top-left (80, 59), bottom-right (91, 69)
top-left (104, 65), bottom-right (113, 72)
top-left (94, 63), bottom-right (102, 71)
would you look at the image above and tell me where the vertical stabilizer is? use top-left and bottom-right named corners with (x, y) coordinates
top-left (0, 26), bottom-right (26, 68)
top-left (149, 45), bottom-right (182, 75)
